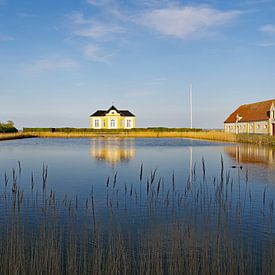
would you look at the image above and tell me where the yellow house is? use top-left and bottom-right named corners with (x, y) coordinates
top-left (90, 105), bottom-right (136, 129)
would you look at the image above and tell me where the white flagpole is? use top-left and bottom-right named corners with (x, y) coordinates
top-left (190, 83), bottom-right (193, 129)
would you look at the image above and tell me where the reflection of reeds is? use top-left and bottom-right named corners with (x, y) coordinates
top-left (0, 162), bottom-right (274, 274)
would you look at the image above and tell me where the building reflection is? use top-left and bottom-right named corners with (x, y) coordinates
top-left (90, 138), bottom-right (136, 166)
top-left (224, 144), bottom-right (275, 168)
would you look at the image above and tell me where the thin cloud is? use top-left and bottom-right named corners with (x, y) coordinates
top-left (69, 12), bottom-right (93, 25)
top-left (83, 44), bottom-right (114, 63)
top-left (86, 0), bottom-right (126, 21)
top-left (136, 6), bottom-right (240, 39)
top-left (86, 0), bottom-right (114, 6)
top-left (260, 24), bottom-right (275, 34)
top-left (70, 12), bottom-right (124, 40)
top-left (75, 23), bottom-right (123, 39)
top-left (68, 12), bottom-right (121, 63)
top-left (21, 56), bottom-right (80, 73)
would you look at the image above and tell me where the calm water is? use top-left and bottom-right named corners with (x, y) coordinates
top-left (0, 138), bottom-right (274, 192)
top-left (0, 138), bottom-right (274, 243)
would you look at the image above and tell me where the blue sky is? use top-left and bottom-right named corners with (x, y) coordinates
top-left (0, 0), bottom-right (275, 129)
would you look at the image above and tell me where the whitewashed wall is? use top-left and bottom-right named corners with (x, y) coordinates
top-left (224, 121), bottom-right (270, 135)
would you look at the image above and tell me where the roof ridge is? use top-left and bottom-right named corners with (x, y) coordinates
top-left (242, 99), bottom-right (275, 106)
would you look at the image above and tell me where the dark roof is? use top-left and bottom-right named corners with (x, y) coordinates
top-left (224, 99), bottom-right (275, 123)
top-left (90, 110), bottom-right (106, 116)
top-left (107, 105), bottom-right (120, 113)
top-left (90, 106), bottom-right (135, 117)
top-left (120, 110), bottom-right (135, 117)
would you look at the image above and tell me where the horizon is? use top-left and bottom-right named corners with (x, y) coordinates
top-left (1, 0), bottom-right (275, 129)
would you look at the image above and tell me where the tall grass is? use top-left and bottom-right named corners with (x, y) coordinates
top-left (0, 132), bottom-right (35, 141)
top-left (0, 161), bottom-right (274, 274)
top-left (22, 130), bottom-right (236, 141)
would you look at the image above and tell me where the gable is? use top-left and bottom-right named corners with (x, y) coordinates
top-left (106, 109), bottom-right (120, 116)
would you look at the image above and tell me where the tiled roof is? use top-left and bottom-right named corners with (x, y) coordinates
top-left (224, 99), bottom-right (275, 123)
top-left (90, 106), bottom-right (135, 117)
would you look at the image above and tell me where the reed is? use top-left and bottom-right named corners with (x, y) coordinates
top-left (0, 162), bottom-right (274, 274)
top-left (22, 130), bottom-right (237, 141)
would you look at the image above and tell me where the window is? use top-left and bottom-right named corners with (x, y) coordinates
top-left (265, 124), bottom-right (268, 129)
top-left (95, 119), bottom-right (99, 128)
top-left (127, 119), bottom-right (131, 128)
top-left (257, 124), bottom-right (260, 129)
top-left (110, 119), bottom-right (115, 128)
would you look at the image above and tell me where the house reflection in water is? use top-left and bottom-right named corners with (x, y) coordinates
top-left (224, 144), bottom-right (275, 168)
top-left (90, 139), bottom-right (136, 166)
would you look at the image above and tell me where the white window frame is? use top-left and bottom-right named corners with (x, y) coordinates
top-left (109, 118), bottom-right (117, 128)
top-left (94, 119), bottom-right (100, 128)
top-left (126, 119), bottom-right (132, 128)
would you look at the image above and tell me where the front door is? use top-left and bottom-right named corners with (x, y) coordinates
top-left (273, 124), bottom-right (275, 136)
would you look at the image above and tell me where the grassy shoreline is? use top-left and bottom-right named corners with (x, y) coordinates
top-left (0, 132), bottom-right (36, 141)
top-left (1, 129), bottom-right (275, 147)
top-left (26, 130), bottom-right (234, 139)
top-left (23, 129), bottom-right (275, 146)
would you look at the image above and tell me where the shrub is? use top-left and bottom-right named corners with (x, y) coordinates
top-left (0, 121), bottom-right (18, 133)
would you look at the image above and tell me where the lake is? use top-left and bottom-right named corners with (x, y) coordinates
top-left (0, 138), bottom-right (274, 273)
